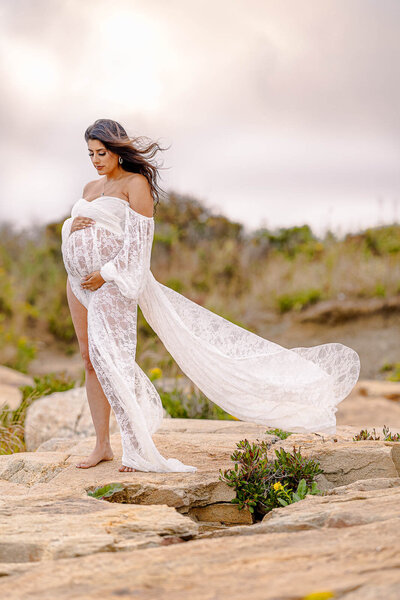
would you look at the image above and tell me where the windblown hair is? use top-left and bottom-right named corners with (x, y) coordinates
top-left (84, 119), bottom-right (169, 213)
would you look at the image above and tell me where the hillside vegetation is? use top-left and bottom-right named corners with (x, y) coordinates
top-left (1, 191), bottom-right (400, 376)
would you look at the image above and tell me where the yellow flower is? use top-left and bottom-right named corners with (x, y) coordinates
top-left (149, 367), bottom-right (162, 380)
top-left (273, 482), bottom-right (283, 491)
top-left (302, 592), bottom-right (335, 600)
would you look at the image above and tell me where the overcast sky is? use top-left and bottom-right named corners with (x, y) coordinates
top-left (0, 0), bottom-right (399, 236)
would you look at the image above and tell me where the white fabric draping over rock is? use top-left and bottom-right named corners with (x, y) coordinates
top-left (61, 196), bottom-right (360, 472)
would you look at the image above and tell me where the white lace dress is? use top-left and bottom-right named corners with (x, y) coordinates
top-left (61, 195), bottom-right (361, 473)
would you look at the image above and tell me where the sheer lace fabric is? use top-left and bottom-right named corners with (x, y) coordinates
top-left (61, 196), bottom-right (361, 473)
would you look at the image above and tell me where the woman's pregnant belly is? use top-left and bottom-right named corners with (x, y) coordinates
top-left (63, 224), bottom-right (123, 278)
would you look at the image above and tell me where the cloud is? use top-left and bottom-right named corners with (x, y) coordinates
top-left (0, 0), bottom-right (399, 235)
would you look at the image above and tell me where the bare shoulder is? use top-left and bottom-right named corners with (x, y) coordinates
top-left (82, 179), bottom-right (100, 198)
top-left (126, 174), bottom-right (154, 218)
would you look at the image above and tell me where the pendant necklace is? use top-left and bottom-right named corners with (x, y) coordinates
top-left (101, 170), bottom-right (125, 196)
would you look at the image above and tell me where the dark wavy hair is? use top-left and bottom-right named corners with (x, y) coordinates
top-left (84, 118), bottom-right (169, 213)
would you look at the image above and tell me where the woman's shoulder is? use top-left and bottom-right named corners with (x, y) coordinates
top-left (125, 175), bottom-right (153, 218)
top-left (82, 178), bottom-right (104, 198)
top-left (124, 173), bottom-right (149, 189)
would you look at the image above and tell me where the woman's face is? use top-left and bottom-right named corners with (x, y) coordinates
top-left (87, 139), bottom-right (118, 175)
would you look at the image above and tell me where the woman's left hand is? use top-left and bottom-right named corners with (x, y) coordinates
top-left (81, 271), bottom-right (105, 291)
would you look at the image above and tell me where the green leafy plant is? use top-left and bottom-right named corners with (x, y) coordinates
top-left (266, 428), bottom-right (293, 440)
top-left (87, 483), bottom-right (125, 500)
top-left (274, 478), bottom-right (321, 506)
top-left (219, 439), bottom-right (324, 520)
top-left (352, 425), bottom-right (400, 442)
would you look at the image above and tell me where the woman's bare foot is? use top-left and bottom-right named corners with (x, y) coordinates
top-left (119, 465), bottom-right (136, 472)
top-left (75, 445), bottom-right (114, 468)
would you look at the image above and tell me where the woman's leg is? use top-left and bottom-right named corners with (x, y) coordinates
top-left (66, 278), bottom-right (116, 468)
top-left (87, 281), bottom-right (150, 473)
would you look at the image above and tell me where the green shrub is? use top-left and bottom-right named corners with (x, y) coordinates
top-left (276, 288), bottom-right (322, 313)
top-left (47, 297), bottom-right (76, 343)
top-left (219, 439), bottom-right (323, 520)
top-left (165, 278), bottom-right (184, 293)
top-left (380, 362), bottom-right (394, 372)
top-left (256, 224), bottom-right (317, 258)
top-left (2, 334), bottom-right (38, 374)
top-left (374, 283), bottom-right (386, 297)
top-left (159, 389), bottom-right (189, 418)
top-left (380, 361), bottom-right (400, 381)
top-left (160, 386), bottom-right (235, 420)
top-left (364, 225), bottom-right (400, 256)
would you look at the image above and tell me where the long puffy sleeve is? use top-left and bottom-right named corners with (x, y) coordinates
top-left (99, 206), bottom-right (154, 300)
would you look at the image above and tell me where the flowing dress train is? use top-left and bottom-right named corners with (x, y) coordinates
top-left (61, 196), bottom-right (361, 473)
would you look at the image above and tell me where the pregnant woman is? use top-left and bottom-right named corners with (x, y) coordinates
top-left (61, 118), bottom-right (361, 474)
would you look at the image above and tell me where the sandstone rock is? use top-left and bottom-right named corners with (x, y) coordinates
top-left (0, 493), bottom-right (199, 563)
top-left (0, 384), bottom-right (22, 412)
top-left (1, 420), bottom-right (400, 599)
top-left (35, 437), bottom-right (82, 452)
top-left (197, 485), bottom-right (400, 540)
top-left (260, 486), bottom-right (400, 532)
top-left (337, 393), bottom-right (400, 427)
top-left (0, 365), bottom-right (33, 388)
top-left (7, 425), bottom-right (400, 502)
top-left (324, 476), bottom-right (400, 494)
top-left (268, 435), bottom-right (400, 490)
top-left (336, 380), bottom-right (400, 427)
top-left (0, 452), bottom-right (70, 486)
top-left (188, 502), bottom-right (253, 525)
top-left (0, 365), bottom-right (33, 411)
top-left (0, 503), bottom-right (399, 599)
top-left (24, 387), bottom-right (121, 451)
top-left (306, 441), bottom-right (400, 489)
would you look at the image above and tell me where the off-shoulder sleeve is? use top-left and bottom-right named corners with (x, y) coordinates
top-left (100, 206), bottom-right (154, 300)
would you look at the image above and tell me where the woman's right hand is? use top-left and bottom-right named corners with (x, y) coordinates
top-left (70, 216), bottom-right (95, 234)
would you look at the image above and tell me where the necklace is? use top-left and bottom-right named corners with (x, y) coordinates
top-left (101, 172), bottom-right (126, 196)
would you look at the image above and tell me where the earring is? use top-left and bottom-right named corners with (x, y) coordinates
top-left (119, 156), bottom-right (123, 164)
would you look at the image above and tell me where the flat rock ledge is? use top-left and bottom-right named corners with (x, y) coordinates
top-left (0, 419), bottom-right (400, 599)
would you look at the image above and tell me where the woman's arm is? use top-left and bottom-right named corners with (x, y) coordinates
top-left (99, 175), bottom-right (155, 299)
top-left (99, 209), bottom-right (154, 300)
